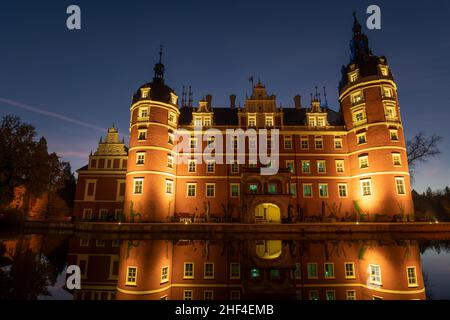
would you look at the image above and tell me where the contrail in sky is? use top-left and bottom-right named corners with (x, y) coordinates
top-left (0, 97), bottom-right (108, 133)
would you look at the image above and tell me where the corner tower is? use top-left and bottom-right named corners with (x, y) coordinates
top-left (124, 48), bottom-right (179, 222)
top-left (339, 14), bottom-right (414, 219)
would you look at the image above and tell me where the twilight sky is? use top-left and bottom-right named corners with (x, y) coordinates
top-left (1, 0), bottom-right (449, 192)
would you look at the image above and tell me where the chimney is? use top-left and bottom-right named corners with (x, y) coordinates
top-left (229, 94), bottom-right (236, 109)
top-left (205, 94), bottom-right (212, 109)
top-left (294, 95), bottom-right (302, 109)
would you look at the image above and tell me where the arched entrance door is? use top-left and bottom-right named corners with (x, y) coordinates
top-left (255, 203), bottom-right (281, 223)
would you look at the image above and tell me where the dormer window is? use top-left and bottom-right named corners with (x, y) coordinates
top-left (203, 116), bottom-right (212, 127)
top-left (265, 114), bottom-right (274, 127)
top-left (308, 117), bottom-right (316, 127)
top-left (194, 116), bottom-right (202, 127)
top-left (348, 70), bottom-right (359, 83)
top-left (140, 88), bottom-right (150, 99)
top-left (379, 66), bottom-right (389, 76)
top-left (170, 92), bottom-right (178, 105)
top-left (317, 117), bottom-right (325, 127)
top-left (248, 114), bottom-right (256, 127)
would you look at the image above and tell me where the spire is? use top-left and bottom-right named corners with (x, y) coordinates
top-left (350, 12), bottom-right (372, 62)
top-left (153, 45), bottom-right (165, 81)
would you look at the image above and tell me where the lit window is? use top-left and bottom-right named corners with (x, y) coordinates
top-left (80, 239), bottom-right (89, 247)
top-left (136, 152), bottom-right (145, 165)
top-left (369, 264), bottom-right (382, 285)
top-left (206, 183), bottom-right (215, 198)
top-left (231, 162), bottom-right (239, 173)
top-left (98, 209), bottom-right (108, 220)
top-left (317, 160), bottom-right (326, 173)
top-left (346, 290), bottom-right (356, 300)
top-left (183, 290), bottom-right (193, 300)
top-left (204, 263), bottom-right (214, 279)
top-left (230, 183), bottom-right (240, 197)
top-left (303, 184), bottom-right (313, 198)
top-left (204, 290), bottom-right (213, 300)
top-left (361, 179), bottom-right (372, 196)
top-left (345, 263), bottom-right (355, 279)
top-left (351, 91), bottom-right (364, 104)
top-left (187, 184), bottom-right (196, 197)
top-left (334, 138), bottom-right (343, 149)
top-left (167, 154), bottom-right (174, 168)
top-left (248, 114), bottom-right (256, 127)
top-left (319, 184), bottom-right (328, 198)
top-left (335, 160), bottom-right (345, 173)
top-left (357, 133), bottom-right (367, 145)
top-left (338, 184), bottom-right (348, 198)
top-left (96, 239), bottom-right (106, 247)
top-left (286, 160), bottom-right (295, 173)
top-left (126, 267), bottom-right (137, 285)
top-left (390, 130), bottom-right (399, 141)
top-left (385, 106), bottom-right (396, 120)
top-left (359, 155), bottom-right (369, 169)
top-left (284, 136), bottom-right (292, 149)
top-left (168, 132), bottom-right (174, 145)
top-left (251, 268), bottom-right (261, 279)
top-left (265, 115), bottom-right (274, 127)
top-left (188, 160), bottom-right (197, 173)
top-left (353, 110), bottom-right (366, 125)
top-left (349, 71), bottom-right (358, 82)
top-left (290, 183), bottom-right (297, 197)
top-left (139, 107), bottom-right (149, 118)
top-left (133, 178), bottom-right (143, 195)
top-left (315, 137), bottom-right (323, 150)
top-left (392, 153), bottom-right (402, 166)
top-left (309, 290), bottom-right (319, 301)
top-left (301, 161), bottom-right (311, 174)
top-left (140, 88), bottom-right (150, 98)
top-left (407, 266), bottom-right (418, 287)
top-left (161, 266), bottom-right (169, 283)
top-left (308, 117), bottom-right (316, 127)
top-left (206, 161), bottom-right (215, 173)
top-left (82, 208), bottom-right (93, 220)
top-left (248, 184), bottom-right (258, 193)
top-left (382, 87), bottom-right (393, 98)
top-left (301, 137), bottom-right (309, 150)
top-left (203, 116), bottom-right (211, 127)
top-left (138, 129), bottom-right (147, 141)
top-left (184, 263), bottom-right (194, 279)
top-left (168, 112), bottom-right (175, 124)
top-left (268, 183), bottom-right (277, 194)
top-left (230, 263), bottom-right (240, 279)
top-left (307, 263), bottom-right (318, 279)
top-left (194, 117), bottom-right (202, 127)
top-left (317, 117), bottom-right (325, 127)
top-left (165, 180), bottom-right (173, 194)
top-left (395, 177), bottom-right (406, 195)
top-left (324, 263), bottom-right (334, 278)
top-left (326, 290), bottom-right (336, 300)
top-left (190, 137), bottom-right (197, 149)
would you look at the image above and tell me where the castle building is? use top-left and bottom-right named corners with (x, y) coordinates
top-left (74, 15), bottom-right (413, 223)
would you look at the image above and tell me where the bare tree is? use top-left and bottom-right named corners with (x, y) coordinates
top-left (407, 132), bottom-right (443, 175)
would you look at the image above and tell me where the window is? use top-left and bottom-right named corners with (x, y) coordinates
top-left (204, 290), bottom-right (213, 300)
top-left (335, 160), bottom-right (345, 173)
top-left (187, 184), bottom-right (197, 197)
top-left (324, 263), bottom-right (334, 278)
top-left (301, 137), bottom-right (309, 150)
top-left (385, 106), bottom-right (397, 120)
top-left (80, 239), bottom-right (89, 247)
top-left (99, 209), bottom-right (108, 220)
top-left (82, 209), bottom-right (93, 220)
top-left (319, 184), bottom-right (328, 198)
top-left (317, 160), bottom-right (326, 173)
top-left (353, 110), bottom-right (366, 124)
top-left (168, 132), bottom-right (174, 145)
top-left (380, 66), bottom-right (389, 76)
top-left (395, 177), bottom-right (406, 195)
top-left (345, 262), bottom-right (355, 279)
top-left (390, 129), bottom-right (399, 141)
top-left (407, 266), bottom-right (418, 287)
top-left (84, 180), bottom-right (97, 201)
top-left (183, 290), bottom-right (193, 300)
top-left (349, 71), bottom-right (358, 82)
top-left (268, 183), bottom-right (277, 194)
top-left (251, 268), bottom-right (261, 279)
top-left (188, 160), bottom-right (197, 173)
top-left (230, 263), bottom-right (240, 279)
top-left (139, 107), bottom-right (149, 118)
top-left (301, 161), bottom-right (311, 174)
top-left (338, 184), bottom-right (348, 198)
top-left (138, 129), bottom-right (147, 141)
top-left (307, 263), bottom-right (318, 279)
top-left (165, 180), bottom-right (173, 194)
top-left (392, 153), bottom-right (402, 166)
top-left (168, 112), bottom-right (175, 124)
top-left (334, 138), bottom-right (343, 149)
top-left (233, 136), bottom-right (238, 149)
top-left (303, 184), bottom-right (313, 198)
top-left (230, 184), bottom-right (240, 198)
top-left (231, 161), bottom-right (239, 173)
top-left (361, 179), bottom-right (372, 196)
top-left (203, 116), bottom-right (211, 127)
top-left (114, 209), bottom-right (123, 221)
top-left (317, 117), bottom-right (325, 127)
top-left (136, 152), bottom-right (145, 165)
top-left (286, 160), bottom-right (295, 173)
top-left (351, 91), bottom-right (364, 104)
top-left (206, 161), bottom-right (215, 173)
top-left (369, 264), bottom-right (382, 285)
top-left (294, 263), bottom-right (301, 279)
top-left (204, 263), bottom-right (214, 279)
top-left (248, 114), bottom-right (256, 127)
top-left (194, 116), bottom-right (202, 127)
top-left (141, 88), bottom-right (150, 98)
top-left (265, 114), bottom-right (274, 127)
top-left (284, 136), bottom-right (292, 149)
top-left (357, 132), bottom-right (367, 145)
top-left (133, 178), bottom-right (144, 195)
top-left (230, 291), bottom-right (241, 300)
top-left (382, 87), bottom-right (393, 98)
top-left (248, 184), bottom-right (258, 193)
top-left (346, 290), bottom-right (356, 300)
top-left (326, 290), bottom-right (336, 300)
top-left (359, 155), bottom-right (369, 169)
top-left (184, 263), bottom-right (194, 279)
top-left (161, 266), bottom-right (169, 283)
top-left (290, 183), bottom-right (297, 197)
top-left (315, 137), bottom-right (323, 150)
top-left (190, 137), bottom-right (197, 149)
top-left (309, 290), bottom-right (319, 301)
top-left (167, 154), bottom-right (174, 169)
top-left (126, 267), bottom-right (137, 285)
top-left (206, 183), bottom-right (215, 198)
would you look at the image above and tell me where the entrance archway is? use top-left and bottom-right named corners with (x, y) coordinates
top-left (255, 203), bottom-right (281, 223)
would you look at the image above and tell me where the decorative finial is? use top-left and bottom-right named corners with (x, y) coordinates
top-left (323, 86), bottom-right (328, 108)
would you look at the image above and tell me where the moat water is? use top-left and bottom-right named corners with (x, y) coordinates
top-left (0, 232), bottom-right (449, 300)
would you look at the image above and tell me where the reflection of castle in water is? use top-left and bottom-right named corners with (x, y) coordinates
top-left (68, 238), bottom-right (426, 300)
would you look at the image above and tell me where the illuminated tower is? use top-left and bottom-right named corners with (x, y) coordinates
top-left (124, 48), bottom-right (179, 222)
top-left (339, 13), bottom-right (414, 219)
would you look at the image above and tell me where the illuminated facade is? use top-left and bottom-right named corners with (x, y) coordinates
top-left (74, 15), bottom-right (413, 223)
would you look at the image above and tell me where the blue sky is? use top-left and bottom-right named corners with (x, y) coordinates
top-left (1, 0), bottom-right (449, 192)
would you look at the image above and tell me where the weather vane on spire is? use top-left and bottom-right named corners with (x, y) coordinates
top-left (159, 44), bottom-right (163, 63)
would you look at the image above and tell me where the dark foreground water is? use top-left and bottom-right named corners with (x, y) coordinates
top-left (0, 232), bottom-right (449, 300)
